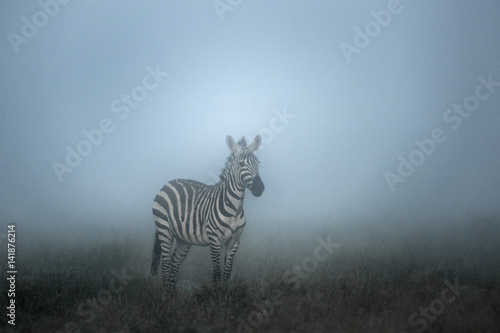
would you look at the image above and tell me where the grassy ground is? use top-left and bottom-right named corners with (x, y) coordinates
top-left (1, 217), bottom-right (499, 332)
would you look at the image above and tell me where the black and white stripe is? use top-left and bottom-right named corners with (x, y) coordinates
top-left (150, 135), bottom-right (264, 292)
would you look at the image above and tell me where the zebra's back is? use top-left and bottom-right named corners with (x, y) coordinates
top-left (153, 179), bottom-right (212, 246)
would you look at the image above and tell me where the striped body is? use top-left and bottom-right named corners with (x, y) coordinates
top-left (150, 135), bottom-right (264, 292)
top-left (153, 179), bottom-right (246, 246)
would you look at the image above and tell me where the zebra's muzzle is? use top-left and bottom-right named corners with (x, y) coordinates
top-left (250, 175), bottom-right (264, 197)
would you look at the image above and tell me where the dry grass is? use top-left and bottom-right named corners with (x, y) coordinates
top-left (1, 218), bottom-right (499, 332)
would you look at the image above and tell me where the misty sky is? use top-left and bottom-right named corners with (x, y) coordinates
top-left (1, 1), bottom-right (500, 233)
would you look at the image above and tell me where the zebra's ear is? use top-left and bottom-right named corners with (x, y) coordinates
top-left (248, 134), bottom-right (262, 152)
top-left (226, 135), bottom-right (240, 153)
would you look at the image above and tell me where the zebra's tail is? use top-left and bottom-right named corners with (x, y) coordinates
top-left (150, 230), bottom-right (161, 276)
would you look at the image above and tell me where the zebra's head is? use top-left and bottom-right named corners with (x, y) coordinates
top-left (226, 135), bottom-right (265, 197)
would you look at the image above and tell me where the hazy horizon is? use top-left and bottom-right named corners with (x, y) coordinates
top-left (1, 1), bottom-right (500, 237)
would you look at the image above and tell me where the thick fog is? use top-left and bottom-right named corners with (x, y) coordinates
top-left (1, 1), bottom-right (499, 238)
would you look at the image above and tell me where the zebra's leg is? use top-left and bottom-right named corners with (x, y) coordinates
top-left (171, 239), bottom-right (191, 282)
top-left (209, 241), bottom-right (222, 283)
top-left (222, 239), bottom-right (241, 282)
top-left (157, 227), bottom-right (175, 294)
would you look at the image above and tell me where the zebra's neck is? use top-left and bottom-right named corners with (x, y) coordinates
top-left (217, 158), bottom-right (246, 215)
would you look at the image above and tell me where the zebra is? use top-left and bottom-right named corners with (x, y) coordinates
top-left (150, 135), bottom-right (265, 292)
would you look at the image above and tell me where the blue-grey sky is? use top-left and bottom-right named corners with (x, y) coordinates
top-left (1, 1), bottom-right (500, 233)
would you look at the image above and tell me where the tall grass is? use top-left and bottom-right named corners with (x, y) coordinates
top-left (1, 217), bottom-right (499, 332)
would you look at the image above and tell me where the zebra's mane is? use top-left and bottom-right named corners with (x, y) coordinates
top-left (237, 137), bottom-right (247, 147)
top-left (219, 137), bottom-right (247, 182)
